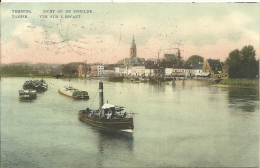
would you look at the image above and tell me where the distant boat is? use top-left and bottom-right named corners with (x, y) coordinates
top-left (108, 76), bottom-right (124, 82)
top-left (53, 74), bottom-right (64, 79)
top-left (19, 89), bottom-right (37, 100)
top-left (23, 79), bottom-right (48, 92)
top-left (58, 86), bottom-right (89, 99)
top-left (78, 81), bottom-right (134, 132)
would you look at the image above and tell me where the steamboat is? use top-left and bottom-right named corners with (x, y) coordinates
top-left (78, 81), bottom-right (134, 132)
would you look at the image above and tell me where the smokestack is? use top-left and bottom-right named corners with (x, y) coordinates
top-left (99, 81), bottom-right (104, 116)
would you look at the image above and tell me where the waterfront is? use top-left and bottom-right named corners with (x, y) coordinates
top-left (1, 77), bottom-right (259, 167)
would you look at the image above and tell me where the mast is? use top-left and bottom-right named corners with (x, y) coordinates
top-left (99, 81), bottom-right (104, 117)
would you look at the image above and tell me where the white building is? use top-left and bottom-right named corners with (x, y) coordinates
top-left (145, 68), bottom-right (154, 76)
top-left (131, 65), bottom-right (145, 76)
top-left (114, 65), bottom-right (125, 76)
top-left (103, 67), bottom-right (115, 76)
top-left (124, 65), bottom-right (132, 76)
top-left (172, 67), bottom-right (185, 76)
top-left (165, 67), bottom-right (173, 76)
top-left (91, 65), bottom-right (104, 76)
top-left (190, 63), bottom-right (203, 77)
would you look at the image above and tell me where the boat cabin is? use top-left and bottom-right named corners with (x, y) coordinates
top-left (102, 103), bottom-right (125, 119)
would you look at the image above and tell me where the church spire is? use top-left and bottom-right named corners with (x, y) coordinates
top-left (130, 35), bottom-right (137, 58)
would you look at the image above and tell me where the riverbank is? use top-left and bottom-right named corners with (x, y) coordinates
top-left (1, 76), bottom-right (259, 88)
top-left (209, 78), bottom-right (259, 89)
top-left (163, 78), bottom-right (259, 89)
top-left (0, 75), bottom-right (53, 78)
top-left (220, 78), bottom-right (258, 87)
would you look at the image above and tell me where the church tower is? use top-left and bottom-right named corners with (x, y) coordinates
top-left (130, 35), bottom-right (137, 58)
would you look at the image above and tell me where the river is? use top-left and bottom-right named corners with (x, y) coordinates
top-left (1, 77), bottom-right (259, 167)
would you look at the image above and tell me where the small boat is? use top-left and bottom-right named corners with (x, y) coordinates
top-left (78, 81), bottom-right (134, 132)
top-left (58, 86), bottom-right (89, 99)
top-left (23, 79), bottom-right (48, 92)
top-left (19, 89), bottom-right (37, 100)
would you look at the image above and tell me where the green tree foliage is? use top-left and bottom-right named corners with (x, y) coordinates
top-left (1, 65), bottom-right (34, 76)
top-left (61, 65), bottom-right (77, 75)
top-left (225, 45), bottom-right (258, 78)
top-left (186, 55), bottom-right (204, 64)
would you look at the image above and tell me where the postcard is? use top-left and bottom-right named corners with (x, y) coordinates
top-left (1, 2), bottom-right (259, 168)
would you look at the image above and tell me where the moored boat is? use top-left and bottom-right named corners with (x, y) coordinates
top-left (58, 86), bottom-right (89, 99)
top-left (19, 89), bottom-right (37, 100)
top-left (108, 76), bottom-right (124, 82)
top-left (23, 79), bottom-right (48, 92)
top-left (78, 81), bottom-right (134, 132)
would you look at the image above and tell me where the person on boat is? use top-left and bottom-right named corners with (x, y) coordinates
top-left (111, 110), bottom-right (115, 119)
top-left (107, 109), bottom-right (112, 119)
top-left (123, 112), bottom-right (127, 118)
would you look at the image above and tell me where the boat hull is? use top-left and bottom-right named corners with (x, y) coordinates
top-left (78, 110), bottom-right (134, 132)
top-left (58, 89), bottom-right (89, 99)
top-left (19, 90), bottom-right (37, 100)
top-left (19, 95), bottom-right (37, 100)
top-left (23, 85), bottom-right (47, 92)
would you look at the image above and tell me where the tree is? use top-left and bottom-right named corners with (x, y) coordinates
top-left (186, 55), bottom-right (204, 64)
top-left (225, 45), bottom-right (258, 78)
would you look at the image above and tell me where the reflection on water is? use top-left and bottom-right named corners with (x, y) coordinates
top-left (228, 87), bottom-right (259, 112)
top-left (96, 130), bottom-right (134, 153)
top-left (93, 127), bottom-right (134, 167)
top-left (78, 119), bottom-right (134, 167)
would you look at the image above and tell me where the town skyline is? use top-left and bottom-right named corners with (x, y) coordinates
top-left (1, 3), bottom-right (259, 64)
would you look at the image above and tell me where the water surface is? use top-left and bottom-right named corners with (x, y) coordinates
top-left (1, 77), bottom-right (259, 167)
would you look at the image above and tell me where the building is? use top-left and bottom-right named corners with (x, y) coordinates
top-left (202, 59), bottom-right (224, 78)
top-left (130, 36), bottom-right (137, 58)
top-left (61, 62), bottom-right (88, 77)
top-left (189, 62), bottom-right (203, 77)
top-left (165, 67), bottom-right (173, 76)
top-left (172, 66), bottom-right (185, 77)
top-left (91, 65), bottom-right (104, 77)
top-left (118, 35), bottom-right (145, 65)
top-left (78, 64), bottom-right (83, 77)
top-left (124, 65), bottom-right (133, 76)
top-left (131, 64), bottom-right (145, 76)
top-left (145, 64), bottom-right (158, 77)
top-left (103, 67), bottom-right (115, 76)
top-left (114, 65), bottom-right (125, 76)
top-left (221, 64), bottom-right (229, 78)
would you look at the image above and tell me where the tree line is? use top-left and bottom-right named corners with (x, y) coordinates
top-left (0, 65), bottom-right (59, 76)
top-left (1, 65), bottom-right (35, 76)
top-left (225, 45), bottom-right (259, 78)
top-left (1, 45), bottom-right (259, 79)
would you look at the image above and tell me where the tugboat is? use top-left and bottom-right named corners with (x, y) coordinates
top-left (23, 79), bottom-right (48, 92)
top-left (19, 89), bottom-right (37, 100)
top-left (58, 86), bottom-right (89, 99)
top-left (78, 81), bottom-right (134, 132)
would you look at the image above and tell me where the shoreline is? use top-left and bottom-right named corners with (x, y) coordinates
top-left (1, 76), bottom-right (259, 89)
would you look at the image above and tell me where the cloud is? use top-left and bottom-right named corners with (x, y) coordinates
top-left (1, 3), bottom-right (259, 64)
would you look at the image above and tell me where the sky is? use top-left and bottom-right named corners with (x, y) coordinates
top-left (1, 2), bottom-right (259, 64)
